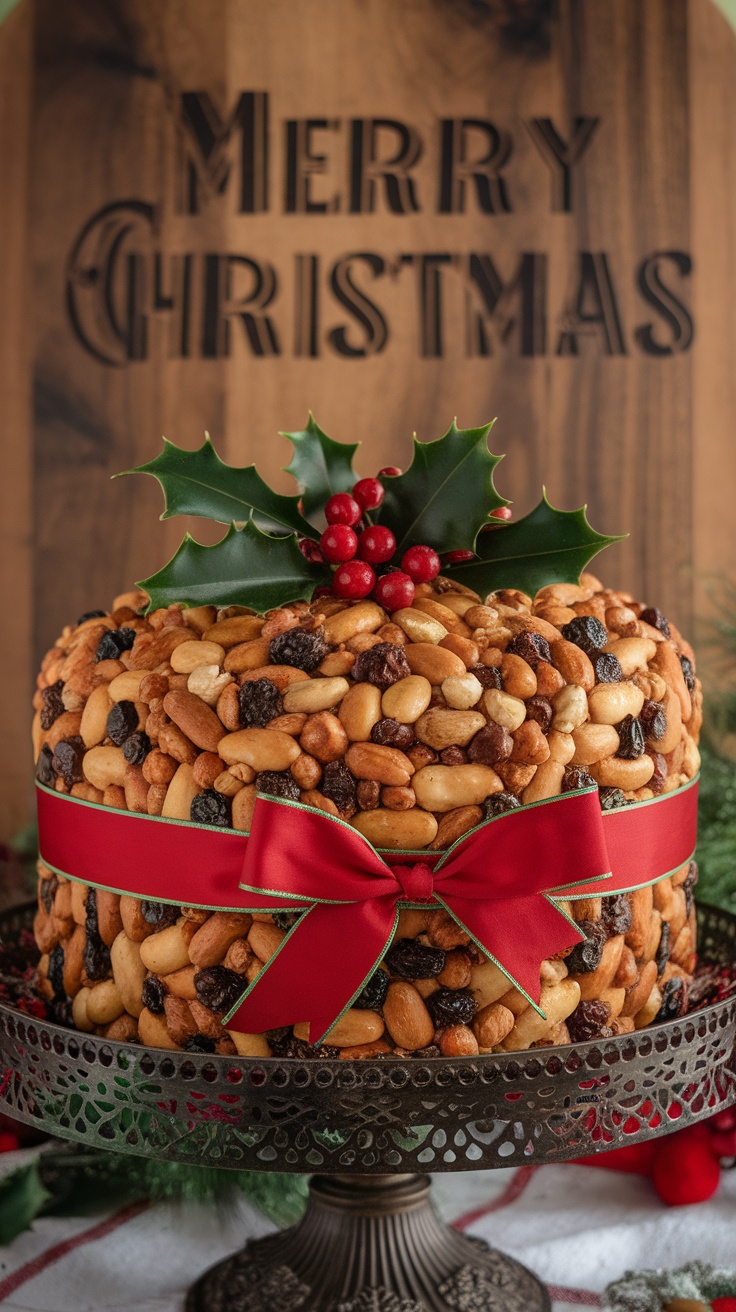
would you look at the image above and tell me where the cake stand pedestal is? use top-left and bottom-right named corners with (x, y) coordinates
top-left (1, 903), bottom-right (734, 1312)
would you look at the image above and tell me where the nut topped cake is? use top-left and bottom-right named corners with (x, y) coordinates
top-left (31, 419), bottom-right (702, 1057)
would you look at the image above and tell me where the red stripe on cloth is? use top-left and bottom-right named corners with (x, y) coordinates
top-left (0, 1199), bottom-right (149, 1301)
top-left (547, 1285), bottom-right (602, 1307)
top-left (452, 1165), bottom-right (539, 1229)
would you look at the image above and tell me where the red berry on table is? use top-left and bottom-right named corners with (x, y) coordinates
top-left (490, 506), bottom-right (512, 520)
top-left (320, 524), bottom-right (358, 563)
top-left (332, 559), bottom-right (376, 599)
top-left (357, 525), bottom-right (396, 564)
top-left (652, 1126), bottom-right (721, 1206)
top-left (298, 538), bottom-right (324, 564)
top-left (374, 570), bottom-right (415, 610)
top-left (444, 549), bottom-right (475, 565)
top-left (378, 466), bottom-right (402, 478)
top-left (352, 477), bottom-right (385, 511)
top-left (401, 544), bottom-right (441, 583)
top-left (325, 492), bottom-right (361, 527)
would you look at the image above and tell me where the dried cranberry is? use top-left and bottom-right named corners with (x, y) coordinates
top-left (184, 1034), bottom-right (217, 1053)
top-left (640, 698), bottom-right (667, 741)
top-left (562, 765), bottom-right (596, 792)
top-left (321, 760), bottom-right (358, 814)
top-left (684, 859), bottom-right (699, 916)
top-left (256, 771), bottom-right (301, 802)
top-left (52, 736), bottom-right (86, 788)
top-left (640, 607), bottom-right (670, 637)
top-left (561, 616), bottom-right (607, 655)
top-left (385, 939), bottom-right (446, 980)
top-left (524, 696), bottom-right (552, 734)
top-left (440, 746), bottom-right (467, 765)
top-left (655, 976), bottom-right (688, 1021)
top-left (107, 700), bottom-right (139, 746)
top-left (95, 627), bottom-right (136, 662)
top-left (190, 789), bottom-right (232, 827)
top-left (142, 975), bottom-right (166, 1014)
top-left (599, 787), bottom-right (629, 811)
top-left (680, 655), bottom-right (696, 693)
top-left (468, 724), bottom-right (513, 766)
top-left (615, 715), bottom-right (645, 759)
top-left (269, 627), bottom-right (328, 673)
top-left (469, 663), bottom-right (502, 690)
top-left (426, 988), bottom-right (477, 1027)
top-left (593, 653), bottom-right (623, 683)
top-left (140, 900), bottom-right (179, 927)
top-left (40, 681), bottom-right (65, 730)
top-left (40, 874), bottom-right (58, 915)
top-left (484, 791), bottom-right (521, 819)
top-left (371, 718), bottom-right (415, 749)
top-left (567, 999), bottom-right (612, 1041)
top-left (77, 609), bottom-right (106, 624)
top-left (354, 970), bottom-right (390, 1010)
top-left (123, 731), bottom-right (152, 765)
top-left (36, 744), bottom-right (56, 786)
top-left (601, 894), bottom-right (633, 936)
top-left (566, 920), bottom-right (607, 974)
top-left (506, 630), bottom-right (551, 668)
top-left (48, 944), bottom-right (65, 1000)
top-left (238, 679), bottom-right (283, 728)
top-left (656, 920), bottom-right (671, 976)
top-left (194, 966), bottom-right (246, 1014)
top-left (352, 642), bottom-right (411, 690)
top-left (647, 750), bottom-right (667, 795)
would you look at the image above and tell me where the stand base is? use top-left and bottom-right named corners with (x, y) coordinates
top-left (185, 1173), bottom-right (550, 1312)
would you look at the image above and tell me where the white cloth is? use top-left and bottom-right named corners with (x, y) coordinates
top-left (0, 1154), bottom-right (734, 1311)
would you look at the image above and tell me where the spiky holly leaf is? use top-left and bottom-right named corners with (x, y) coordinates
top-left (122, 437), bottom-right (314, 537)
top-left (442, 493), bottom-right (625, 597)
top-left (377, 420), bottom-right (507, 557)
top-left (137, 520), bottom-right (330, 613)
top-left (282, 413), bottom-right (360, 524)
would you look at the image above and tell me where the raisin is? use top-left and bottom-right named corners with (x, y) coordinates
top-left (469, 663), bottom-right (502, 690)
top-left (385, 939), bottom-right (446, 980)
top-left (468, 724), bottom-right (513, 766)
top-left (85, 887), bottom-right (100, 936)
top-left (656, 920), bottom-right (671, 976)
top-left (567, 999), bottom-right (612, 1042)
top-left (194, 966), bottom-right (246, 1014)
top-left (413, 1044), bottom-right (442, 1059)
top-left (52, 736), bottom-right (86, 788)
top-left (273, 910), bottom-right (302, 932)
top-left (40, 681), bottom-right (65, 730)
top-left (599, 787), bottom-right (629, 811)
top-left (562, 765), bottom-right (596, 792)
top-left (107, 700), bottom-right (139, 746)
top-left (655, 976), bottom-right (688, 1022)
top-left (640, 698), bottom-right (667, 741)
top-left (680, 655), bottom-right (696, 694)
top-left (95, 627), bottom-right (136, 662)
top-left (269, 627), bottom-right (328, 673)
top-left (184, 1034), bottom-right (217, 1053)
top-left (352, 642), bottom-right (411, 690)
top-left (593, 653), bottom-right (623, 683)
top-left (566, 920), bottom-right (607, 974)
top-left (269, 1031), bottom-right (340, 1060)
top-left (561, 615), bottom-right (607, 655)
top-left (426, 988), bottom-right (477, 1027)
top-left (684, 859), bottom-right (699, 916)
top-left (484, 791), bottom-right (521, 819)
top-left (601, 894), bottom-right (633, 936)
top-left (140, 900), bottom-right (179, 928)
top-left (83, 931), bottom-right (111, 982)
top-left (371, 718), bottom-right (415, 749)
top-left (48, 944), bottom-right (65, 1000)
top-left (238, 678), bottom-right (283, 728)
top-left (255, 770), bottom-right (301, 801)
top-left (440, 745), bottom-right (467, 765)
top-left (190, 789), bottom-right (232, 827)
top-left (357, 779), bottom-right (380, 810)
top-left (506, 630), bottom-right (551, 668)
top-left (142, 975), bottom-right (166, 1014)
top-left (615, 715), bottom-right (645, 760)
top-left (321, 760), bottom-right (358, 814)
top-left (123, 731), bottom-right (152, 765)
top-left (640, 606), bottom-right (670, 637)
top-left (354, 970), bottom-right (390, 1010)
top-left (77, 609), bottom-right (107, 624)
top-left (40, 874), bottom-right (58, 915)
top-left (524, 696), bottom-right (552, 734)
top-left (49, 998), bottom-right (73, 1027)
top-left (647, 750), bottom-right (667, 795)
top-left (36, 744), bottom-right (56, 786)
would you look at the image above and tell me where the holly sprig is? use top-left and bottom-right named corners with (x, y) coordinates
top-left (128, 416), bottom-right (623, 613)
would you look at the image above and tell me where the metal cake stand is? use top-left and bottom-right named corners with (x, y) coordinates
top-left (1, 902), bottom-right (735, 1312)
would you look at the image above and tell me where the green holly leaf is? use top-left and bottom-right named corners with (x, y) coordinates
top-left (137, 520), bottom-right (330, 613)
top-left (442, 493), bottom-right (625, 597)
top-left (377, 419), bottom-right (507, 557)
top-left (283, 413), bottom-right (360, 523)
top-left (121, 436), bottom-right (314, 537)
top-left (0, 1159), bottom-right (51, 1245)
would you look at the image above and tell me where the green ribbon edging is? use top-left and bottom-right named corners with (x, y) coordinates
top-left (0, 0), bottom-right (22, 24)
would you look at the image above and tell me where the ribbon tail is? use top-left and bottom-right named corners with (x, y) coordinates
top-left (226, 898), bottom-right (398, 1044)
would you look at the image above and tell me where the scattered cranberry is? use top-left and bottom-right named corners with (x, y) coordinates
top-left (402, 544), bottom-right (441, 583)
top-left (320, 524), bottom-right (358, 563)
top-left (374, 570), bottom-right (415, 610)
top-left (299, 538), bottom-right (324, 563)
top-left (490, 506), bottom-right (512, 519)
top-left (378, 466), bottom-right (402, 477)
top-left (324, 492), bottom-right (361, 527)
top-left (358, 525), bottom-right (396, 564)
top-left (352, 477), bottom-right (385, 511)
top-left (0, 1131), bottom-right (20, 1153)
top-left (332, 559), bottom-right (376, 599)
top-left (444, 549), bottom-right (475, 565)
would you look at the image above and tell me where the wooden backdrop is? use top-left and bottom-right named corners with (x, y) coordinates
top-left (2, 0), bottom-right (736, 840)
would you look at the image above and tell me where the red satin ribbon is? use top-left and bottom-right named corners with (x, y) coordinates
top-left (36, 777), bottom-right (698, 1044)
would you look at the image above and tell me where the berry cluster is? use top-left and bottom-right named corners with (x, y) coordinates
top-left (298, 468), bottom-right (511, 605)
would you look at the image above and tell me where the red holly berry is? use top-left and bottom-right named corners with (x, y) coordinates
top-left (652, 1126), bottom-right (721, 1206)
top-left (357, 525), bottom-right (396, 564)
top-left (0, 1131), bottom-right (20, 1153)
top-left (352, 477), bottom-right (385, 512)
top-left (378, 466), bottom-right (402, 478)
top-left (490, 506), bottom-right (512, 520)
top-left (332, 559), bottom-right (376, 599)
top-left (320, 524), bottom-right (358, 563)
top-left (325, 493), bottom-right (361, 527)
top-left (401, 544), bottom-right (441, 584)
top-left (444, 549), bottom-right (475, 565)
top-left (374, 570), bottom-right (415, 610)
top-left (298, 538), bottom-right (324, 564)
